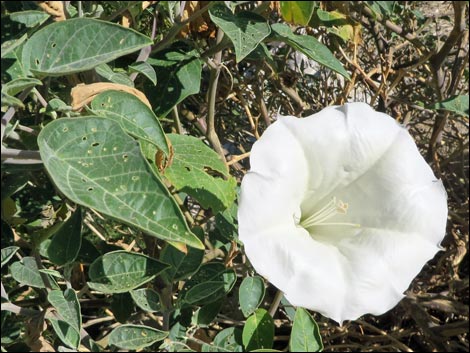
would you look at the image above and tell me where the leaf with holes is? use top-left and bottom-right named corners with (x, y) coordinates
top-left (164, 134), bottom-right (237, 213)
top-left (22, 18), bottom-right (152, 76)
top-left (289, 308), bottom-right (323, 352)
top-left (37, 117), bottom-right (203, 249)
top-left (90, 90), bottom-right (169, 156)
top-left (209, 4), bottom-right (271, 62)
top-left (87, 250), bottom-right (169, 293)
top-left (108, 324), bottom-right (168, 350)
top-left (147, 42), bottom-right (202, 117)
top-left (130, 288), bottom-right (161, 312)
top-left (48, 289), bottom-right (81, 333)
top-left (271, 23), bottom-right (350, 79)
top-left (242, 309), bottom-right (274, 351)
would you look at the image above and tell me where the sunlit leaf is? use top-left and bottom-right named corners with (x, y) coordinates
top-left (37, 117), bottom-right (203, 249)
top-left (22, 18), bottom-right (152, 76)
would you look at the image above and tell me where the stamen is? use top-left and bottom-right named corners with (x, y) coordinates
top-left (300, 197), bottom-right (360, 229)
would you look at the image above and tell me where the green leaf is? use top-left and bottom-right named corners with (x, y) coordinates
top-left (147, 42), bottom-right (202, 117)
top-left (1, 33), bottom-right (27, 59)
top-left (202, 327), bottom-right (244, 352)
top-left (280, 1), bottom-right (315, 25)
top-left (87, 250), bottom-right (169, 293)
top-left (1, 77), bottom-right (42, 96)
top-left (130, 288), bottom-right (161, 312)
top-left (22, 18), bottom-right (152, 76)
top-left (95, 63), bottom-right (134, 87)
top-left (428, 95), bottom-right (469, 117)
top-left (108, 324), bottom-right (168, 350)
top-left (160, 229), bottom-right (204, 282)
top-left (239, 276), bottom-right (265, 317)
top-left (209, 4), bottom-right (271, 62)
top-left (1, 246), bottom-right (19, 268)
top-left (47, 207), bottom-right (82, 266)
top-left (165, 134), bottom-right (237, 213)
top-left (10, 257), bottom-right (46, 288)
top-left (129, 61), bottom-right (157, 85)
top-left (242, 309), bottom-right (274, 351)
top-left (111, 292), bottom-right (134, 323)
top-left (316, 9), bottom-right (347, 23)
top-left (49, 318), bottom-right (81, 349)
top-left (1, 92), bottom-right (24, 109)
top-left (47, 289), bottom-right (82, 333)
top-left (192, 300), bottom-right (223, 327)
top-left (10, 10), bottom-right (50, 28)
top-left (184, 281), bottom-right (227, 305)
top-left (90, 91), bottom-right (169, 156)
top-left (37, 117), bottom-right (203, 249)
top-left (182, 263), bottom-right (236, 305)
top-left (289, 308), bottom-right (323, 352)
top-left (271, 23), bottom-right (350, 79)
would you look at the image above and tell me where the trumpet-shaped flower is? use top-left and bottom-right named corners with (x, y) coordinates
top-left (238, 103), bottom-right (447, 324)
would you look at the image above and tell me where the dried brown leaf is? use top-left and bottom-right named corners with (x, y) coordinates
top-left (36, 1), bottom-right (65, 21)
top-left (71, 82), bottom-right (152, 111)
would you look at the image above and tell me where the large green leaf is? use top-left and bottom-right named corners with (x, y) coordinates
top-left (37, 117), bottom-right (203, 249)
top-left (90, 90), bottom-right (169, 156)
top-left (271, 23), bottom-right (350, 79)
top-left (108, 324), bottom-right (168, 350)
top-left (209, 4), bottom-right (271, 62)
top-left (148, 42), bottom-right (202, 117)
top-left (47, 289), bottom-right (82, 333)
top-left (239, 276), bottom-right (265, 318)
top-left (10, 257), bottom-right (46, 288)
top-left (289, 308), bottom-right (323, 352)
top-left (280, 2), bottom-right (315, 25)
top-left (87, 250), bottom-right (169, 293)
top-left (46, 207), bottom-right (82, 266)
top-left (242, 309), bottom-right (274, 351)
top-left (22, 18), bottom-right (152, 76)
top-left (165, 134), bottom-right (237, 213)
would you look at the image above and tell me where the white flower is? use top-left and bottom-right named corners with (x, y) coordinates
top-left (238, 102), bottom-right (447, 324)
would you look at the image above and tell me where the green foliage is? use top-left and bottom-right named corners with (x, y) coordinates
top-left (87, 250), bottom-right (169, 293)
top-left (2, 1), bottom-right (467, 352)
top-left (242, 309), bottom-right (275, 351)
top-left (108, 324), bottom-right (168, 350)
top-left (21, 18), bottom-right (152, 76)
top-left (289, 308), bottom-right (323, 352)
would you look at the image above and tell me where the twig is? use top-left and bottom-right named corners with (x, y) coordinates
top-left (268, 290), bottom-right (284, 317)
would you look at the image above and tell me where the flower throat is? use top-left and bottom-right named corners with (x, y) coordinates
top-left (300, 197), bottom-right (360, 229)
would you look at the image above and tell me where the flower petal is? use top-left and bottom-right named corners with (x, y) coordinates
top-left (239, 102), bottom-right (448, 324)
